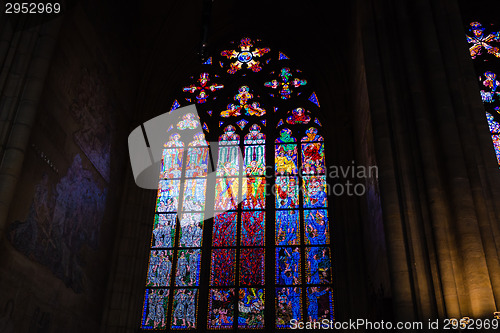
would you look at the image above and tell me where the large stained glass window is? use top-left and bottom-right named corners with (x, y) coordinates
top-left (465, 20), bottom-right (500, 166)
top-left (140, 37), bottom-right (333, 330)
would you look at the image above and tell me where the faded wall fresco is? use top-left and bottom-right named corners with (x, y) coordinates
top-left (70, 67), bottom-right (115, 183)
top-left (7, 154), bottom-right (107, 293)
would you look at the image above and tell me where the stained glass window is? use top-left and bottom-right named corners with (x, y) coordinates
top-left (140, 37), bottom-right (333, 331)
top-left (465, 21), bottom-right (500, 166)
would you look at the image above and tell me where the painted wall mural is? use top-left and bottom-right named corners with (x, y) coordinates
top-left (7, 154), bottom-right (107, 293)
top-left (70, 67), bottom-right (115, 183)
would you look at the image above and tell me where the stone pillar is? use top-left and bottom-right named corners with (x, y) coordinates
top-left (0, 16), bottom-right (62, 235)
top-left (360, 0), bottom-right (500, 320)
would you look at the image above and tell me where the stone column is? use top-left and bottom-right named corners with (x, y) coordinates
top-left (0, 16), bottom-right (62, 236)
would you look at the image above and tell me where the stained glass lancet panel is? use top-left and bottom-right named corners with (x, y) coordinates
top-left (140, 114), bottom-right (209, 330)
top-left (465, 21), bottom-right (500, 166)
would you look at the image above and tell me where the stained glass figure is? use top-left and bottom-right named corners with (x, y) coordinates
top-left (276, 247), bottom-right (301, 285)
top-left (175, 249), bottom-right (201, 286)
top-left (480, 71), bottom-right (500, 103)
top-left (306, 286), bottom-right (333, 323)
top-left (214, 178), bottom-right (239, 211)
top-left (179, 213), bottom-right (204, 247)
top-left (493, 135), bottom-right (500, 164)
top-left (156, 179), bottom-right (180, 212)
top-left (170, 99), bottom-right (181, 111)
top-left (221, 37), bottom-right (270, 74)
top-left (264, 67), bottom-right (307, 99)
top-left (275, 210), bottom-right (300, 245)
top-left (239, 248), bottom-right (265, 285)
top-left (275, 144), bottom-right (298, 175)
top-left (278, 52), bottom-right (289, 60)
top-left (276, 287), bottom-right (302, 328)
top-left (304, 209), bottom-right (329, 245)
top-left (176, 113), bottom-right (199, 130)
top-left (308, 92), bottom-right (320, 107)
top-left (182, 73), bottom-right (224, 103)
top-left (236, 119), bottom-right (249, 129)
top-left (210, 249), bottom-right (236, 286)
top-left (141, 289), bottom-right (169, 329)
top-left (217, 146), bottom-right (240, 176)
top-left (301, 142), bottom-right (326, 175)
top-left (171, 289), bottom-right (198, 329)
top-left (220, 86), bottom-right (266, 117)
top-left (275, 176), bottom-right (299, 209)
top-left (182, 179), bottom-right (207, 212)
top-left (466, 22), bottom-right (500, 59)
top-left (244, 124), bottom-right (266, 144)
top-left (164, 133), bottom-right (184, 148)
top-left (160, 148), bottom-right (183, 179)
top-left (208, 288), bottom-right (235, 329)
top-left (238, 288), bottom-right (265, 328)
top-left (286, 107), bottom-right (311, 124)
top-left (241, 211), bottom-right (265, 246)
top-left (146, 250), bottom-right (173, 287)
top-left (487, 112), bottom-right (500, 132)
top-left (302, 176), bottom-right (328, 209)
top-left (302, 127), bottom-right (323, 142)
top-left (189, 131), bottom-right (208, 146)
top-left (151, 214), bottom-right (176, 248)
top-left (242, 177), bottom-right (266, 210)
top-left (212, 212), bottom-right (237, 247)
top-left (306, 247), bottom-right (332, 284)
top-left (219, 125), bottom-right (239, 145)
top-left (186, 147), bottom-right (209, 178)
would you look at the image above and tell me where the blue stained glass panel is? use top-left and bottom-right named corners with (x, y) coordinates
top-left (179, 213), bottom-right (204, 247)
top-left (276, 247), bottom-right (301, 285)
top-left (141, 289), bottom-right (169, 329)
top-left (146, 250), bottom-right (173, 287)
top-left (306, 247), bottom-right (332, 285)
top-left (171, 289), bottom-right (198, 329)
top-left (175, 249), bottom-right (201, 286)
top-left (276, 287), bottom-right (302, 328)
top-left (151, 214), bottom-right (176, 248)
top-left (306, 286), bottom-right (333, 323)
top-left (276, 210), bottom-right (300, 245)
top-left (304, 209), bottom-right (329, 245)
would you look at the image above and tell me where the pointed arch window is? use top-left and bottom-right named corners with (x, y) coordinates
top-left (139, 37), bottom-right (334, 331)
